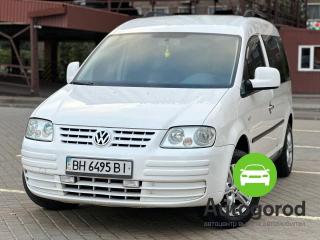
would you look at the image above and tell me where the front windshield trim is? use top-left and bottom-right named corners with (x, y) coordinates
top-left (72, 32), bottom-right (242, 89)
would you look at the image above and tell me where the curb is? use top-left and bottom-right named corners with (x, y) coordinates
top-left (293, 94), bottom-right (320, 99)
top-left (0, 104), bottom-right (39, 109)
top-left (0, 96), bottom-right (45, 108)
top-left (294, 108), bottom-right (320, 112)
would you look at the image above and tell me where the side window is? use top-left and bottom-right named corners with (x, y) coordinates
top-left (262, 35), bottom-right (290, 83)
top-left (243, 36), bottom-right (266, 81)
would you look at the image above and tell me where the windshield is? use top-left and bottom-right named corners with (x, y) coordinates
top-left (245, 165), bottom-right (266, 171)
top-left (73, 33), bottom-right (241, 88)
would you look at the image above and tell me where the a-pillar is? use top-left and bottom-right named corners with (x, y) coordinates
top-left (30, 20), bottom-right (39, 95)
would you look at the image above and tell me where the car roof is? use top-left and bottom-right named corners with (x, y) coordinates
top-left (110, 15), bottom-right (279, 38)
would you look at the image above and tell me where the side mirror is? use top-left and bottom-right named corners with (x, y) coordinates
top-left (66, 61), bottom-right (80, 84)
top-left (249, 67), bottom-right (281, 90)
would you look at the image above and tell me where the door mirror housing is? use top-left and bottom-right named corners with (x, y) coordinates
top-left (66, 62), bottom-right (80, 84)
top-left (250, 67), bottom-right (281, 90)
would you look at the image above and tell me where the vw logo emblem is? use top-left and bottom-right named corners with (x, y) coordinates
top-left (93, 130), bottom-right (111, 146)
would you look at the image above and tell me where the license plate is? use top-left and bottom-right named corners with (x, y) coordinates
top-left (66, 157), bottom-right (133, 178)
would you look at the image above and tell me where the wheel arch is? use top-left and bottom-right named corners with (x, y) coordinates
top-left (235, 134), bottom-right (250, 153)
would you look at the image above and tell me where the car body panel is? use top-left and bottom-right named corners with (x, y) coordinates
top-left (110, 15), bottom-right (278, 38)
top-left (22, 137), bottom-right (235, 207)
top-left (32, 85), bottom-right (228, 129)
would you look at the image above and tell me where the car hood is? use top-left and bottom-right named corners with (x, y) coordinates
top-left (33, 85), bottom-right (228, 129)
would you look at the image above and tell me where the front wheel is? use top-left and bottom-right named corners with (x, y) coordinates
top-left (204, 150), bottom-right (260, 228)
top-left (23, 172), bottom-right (78, 210)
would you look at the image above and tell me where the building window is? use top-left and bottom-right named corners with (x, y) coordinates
top-left (301, 47), bottom-right (311, 69)
top-left (315, 47), bottom-right (320, 70)
top-left (178, 6), bottom-right (195, 14)
top-left (207, 6), bottom-right (226, 15)
top-left (154, 6), bottom-right (169, 15)
top-left (73, 0), bottom-right (86, 6)
top-left (308, 3), bottom-right (320, 19)
top-left (207, 6), bottom-right (215, 14)
top-left (298, 46), bottom-right (320, 71)
top-left (135, 7), bottom-right (143, 15)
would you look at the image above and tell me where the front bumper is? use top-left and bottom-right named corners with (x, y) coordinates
top-left (21, 135), bottom-right (234, 208)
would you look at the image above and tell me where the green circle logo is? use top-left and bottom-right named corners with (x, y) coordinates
top-left (233, 153), bottom-right (277, 197)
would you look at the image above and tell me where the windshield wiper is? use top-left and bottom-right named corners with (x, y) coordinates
top-left (71, 81), bottom-right (94, 85)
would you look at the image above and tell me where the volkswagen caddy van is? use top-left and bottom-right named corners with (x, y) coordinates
top-left (21, 15), bottom-right (293, 227)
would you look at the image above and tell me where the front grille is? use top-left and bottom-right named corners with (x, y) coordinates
top-left (60, 127), bottom-right (96, 145)
top-left (62, 176), bottom-right (206, 202)
top-left (25, 170), bottom-right (206, 203)
top-left (59, 126), bottom-right (156, 148)
top-left (63, 177), bottom-right (142, 201)
top-left (111, 130), bottom-right (154, 148)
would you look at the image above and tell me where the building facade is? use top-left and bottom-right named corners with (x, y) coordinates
top-left (131, 0), bottom-right (306, 27)
top-left (280, 26), bottom-right (320, 94)
top-left (278, 0), bottom-right (320, 94)
top-left (1, 0), bottom-right (315, 95)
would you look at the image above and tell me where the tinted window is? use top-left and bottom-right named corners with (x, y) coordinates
top-left (314, 47), bottom-right (320, 69)
top-left (308, 4), bottom-right (320, 19)
top-left (262, 35), bottom-right (290, 83)
top-left (243, 36), bottom-right (266, 81)
top-left (74, 33), bottom-right (241, 88)
top-left (301, 48), bottom-right (311, 68)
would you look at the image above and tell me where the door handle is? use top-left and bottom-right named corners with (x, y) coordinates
top-left (268, 103), bottom-right (275, 114)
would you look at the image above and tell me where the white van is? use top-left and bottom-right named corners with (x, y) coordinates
top-left (21, 15), bottom-right (293, 227)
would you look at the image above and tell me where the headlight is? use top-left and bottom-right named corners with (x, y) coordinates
top-left (161, 126), bottom-right (216, 148)
top-left (26, 118), bottom-right (54, 142)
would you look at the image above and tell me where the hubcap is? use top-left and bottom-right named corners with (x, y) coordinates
top-left (286, 130), bottom-right (293, 168)
top-left (220, 165), bottom-right (252, 216)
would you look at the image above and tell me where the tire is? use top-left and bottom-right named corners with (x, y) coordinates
top-left (275, 124), bottom-right (293, 178)
top-left (22, 172), bottom-right (79, 210)
top-left (204, 150), bottom-right (260, 228)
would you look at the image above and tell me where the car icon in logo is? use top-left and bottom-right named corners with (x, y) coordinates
top-left (240, 164), bottom-right (270, 186)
